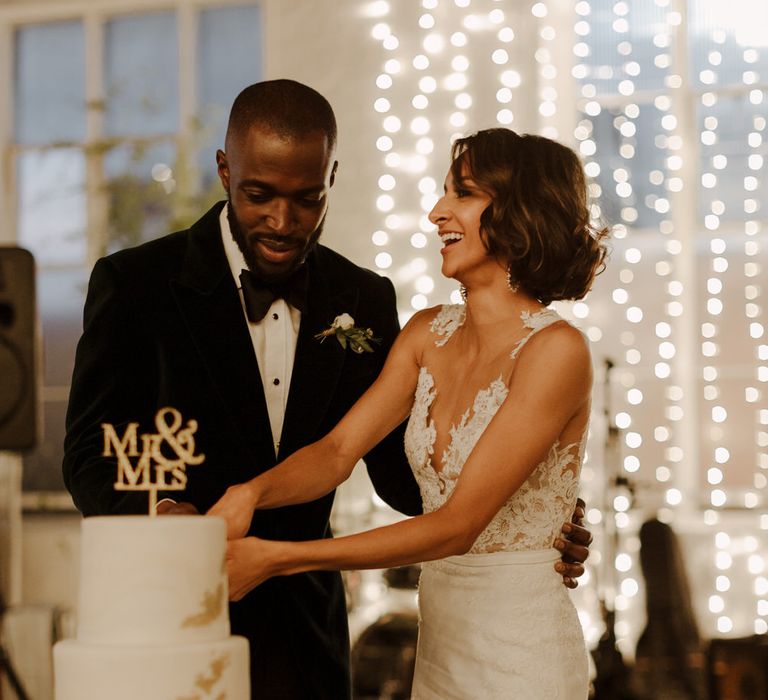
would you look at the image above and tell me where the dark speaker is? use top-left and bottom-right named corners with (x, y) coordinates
top-left (708, 635), bottom-right (768, 700)
top-left (0, 247), bottom-right (38, 450)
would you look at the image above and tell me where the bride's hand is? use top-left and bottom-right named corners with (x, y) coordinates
top-left (226, 537), bottom-right (278, 601)
top-left (207, 482), bottom-right (258, 540)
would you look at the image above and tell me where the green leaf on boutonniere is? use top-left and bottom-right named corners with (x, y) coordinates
top-left (314, 314), bottom-right (381, 354)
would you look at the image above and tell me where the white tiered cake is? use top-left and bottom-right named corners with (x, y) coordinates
top-left (54, 515), bottom-right (249, 700)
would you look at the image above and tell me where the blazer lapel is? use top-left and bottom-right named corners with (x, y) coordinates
top-left (279, 255), bottom-right (358, 459)
top-left (169, 203), bottom-right (276, 470)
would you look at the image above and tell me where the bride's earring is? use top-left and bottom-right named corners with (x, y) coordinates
top-left (506, 268), bottom-right (519, 294)
top-left (460, 285), bottom-right (468, 302)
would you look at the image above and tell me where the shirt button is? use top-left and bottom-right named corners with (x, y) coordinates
top-left (272, 313), bottom-right (279, 320)
top-left (273, 378), bottom-right (280, 386)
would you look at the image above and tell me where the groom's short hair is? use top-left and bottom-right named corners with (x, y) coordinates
top-left (226, 79), bottom-right (337, 150)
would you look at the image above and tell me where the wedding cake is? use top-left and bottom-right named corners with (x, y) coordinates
top-left (54, 515), bottom-right (250, 700)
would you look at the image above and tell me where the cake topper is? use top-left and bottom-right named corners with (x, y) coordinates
top-left (102, 407), bottom-right (205, 515)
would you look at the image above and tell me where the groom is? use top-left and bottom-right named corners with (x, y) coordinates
top-left (63, 79), bottom-right (590, 699)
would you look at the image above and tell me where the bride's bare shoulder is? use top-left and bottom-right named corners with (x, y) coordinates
top-left (401, 304), bottom-right (445, 332)
top-left (396, 304), bottom-right (452, 352)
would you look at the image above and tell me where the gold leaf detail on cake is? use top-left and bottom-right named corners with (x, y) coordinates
top-left (181, 583), bottom-right (224, 628)
top-left (195, 654), bottom-right (230, 694)
top-left (176, 654), bottom-right (231, 700)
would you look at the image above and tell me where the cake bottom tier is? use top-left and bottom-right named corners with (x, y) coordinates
top-left (54, 635), bottom-right (249, 700)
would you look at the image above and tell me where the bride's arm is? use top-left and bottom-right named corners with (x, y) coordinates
top-left (207, 310), bottom-right (431, 538)
top-left (227, 323), bottom-right (593, 599)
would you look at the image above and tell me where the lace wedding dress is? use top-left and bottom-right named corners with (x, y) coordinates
top-left (404, 305), bottom-right (589, 699)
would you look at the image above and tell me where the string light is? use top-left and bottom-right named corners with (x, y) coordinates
top-left (370, 0), bottom-right (524, 317)
top-left (568, 0), bottom-right (768, 645)
top-left (366, 0), bottom-right (767, 644)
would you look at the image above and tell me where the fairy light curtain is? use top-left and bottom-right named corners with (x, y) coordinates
top-left (363, 0), bottom-right (766, 651)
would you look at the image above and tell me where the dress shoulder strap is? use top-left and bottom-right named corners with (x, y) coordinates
top-left (430, 304), bottom-right (466, 347)
top-left (510, 308), bottom-right (564, 360)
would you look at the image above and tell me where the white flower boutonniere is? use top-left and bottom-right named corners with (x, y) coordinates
top-left (315, 314), bottom-right (381, 354)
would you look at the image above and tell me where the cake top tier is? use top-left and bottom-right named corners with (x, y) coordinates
top-left (77, 515), bottom-right (230, 645)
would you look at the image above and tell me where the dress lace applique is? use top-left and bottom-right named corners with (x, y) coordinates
top-left (404, 367), bottom-right (437, 478)
top-left (404, 307), bottom-right (585, 554)
top-left (429, 304), bottom-right (466, 347)
top-left (510, 308), bottom-right (562, 359)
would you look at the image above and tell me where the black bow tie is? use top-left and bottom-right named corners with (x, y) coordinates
top-left (239, 267), bottom-right (308, 322)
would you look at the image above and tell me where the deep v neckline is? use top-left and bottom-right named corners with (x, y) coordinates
top-left (418, 366), bottom-right (507, 478)
top-left (403, 303), bottom-right (590, 556)
top-left (415, 304), bottom-right (565, 480)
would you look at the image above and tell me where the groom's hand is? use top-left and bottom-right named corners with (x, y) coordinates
top-left (156, 499), bottom-right (199, 515)
top-left (554, 497), bottom-right (592, 589)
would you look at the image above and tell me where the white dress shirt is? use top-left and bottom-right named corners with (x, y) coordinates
top-left (220, 205), bottom-right (302, 456)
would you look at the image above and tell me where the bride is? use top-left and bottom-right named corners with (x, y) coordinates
top-left (209, 127), bottom-right (609, 698)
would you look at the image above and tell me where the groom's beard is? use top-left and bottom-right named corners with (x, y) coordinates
top-left (227, 197), bottom-right (325, 283)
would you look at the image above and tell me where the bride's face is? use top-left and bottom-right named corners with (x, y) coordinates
top-left (429, 165), bottom-right (495, 282)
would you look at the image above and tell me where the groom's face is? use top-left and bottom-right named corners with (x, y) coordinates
top-left (217, 125), bottom-right (338, 280)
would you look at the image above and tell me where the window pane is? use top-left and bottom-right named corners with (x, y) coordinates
top-left (23, 267), bottom-right (88, 492)
top-left (105, 12), bottom-right (179, 137)
top-left (586, 104), bottom-right (668, 229)
top-left (689, 0), bottom-right (768, 89)
top-left (197, 3), bottom-right (262, 182)
top-left (575, 0), bottom-right (669, 96)
top-left (17, 149), bottom-right (87, 266)
top-left (38, 268), bottom-right (89, 387)
top-left (586, 231), bottom-right (765, 498)
top-left (14, 21), bottom-right (85, 144)
top-left (104, 140), bottom-right (177, 251)
top-left (695, 232), bottom-right (764, 493)
top-left (698, 91), bottom-right (767, 223)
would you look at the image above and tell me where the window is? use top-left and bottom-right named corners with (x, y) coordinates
top-left (574, 0), bottom-right (766, 509)
top-left (4, 1), bottom-right (262, 499)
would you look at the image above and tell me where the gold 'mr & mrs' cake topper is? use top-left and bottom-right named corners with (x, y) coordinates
top-left (101, 407), bottom-right (205, 515)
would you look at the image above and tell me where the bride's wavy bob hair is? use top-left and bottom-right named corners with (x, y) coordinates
top-left (450, 128), bottom-right (610, 305)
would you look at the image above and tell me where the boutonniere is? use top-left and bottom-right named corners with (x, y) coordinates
top-left (315, 313), bottom-right (381, 354)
